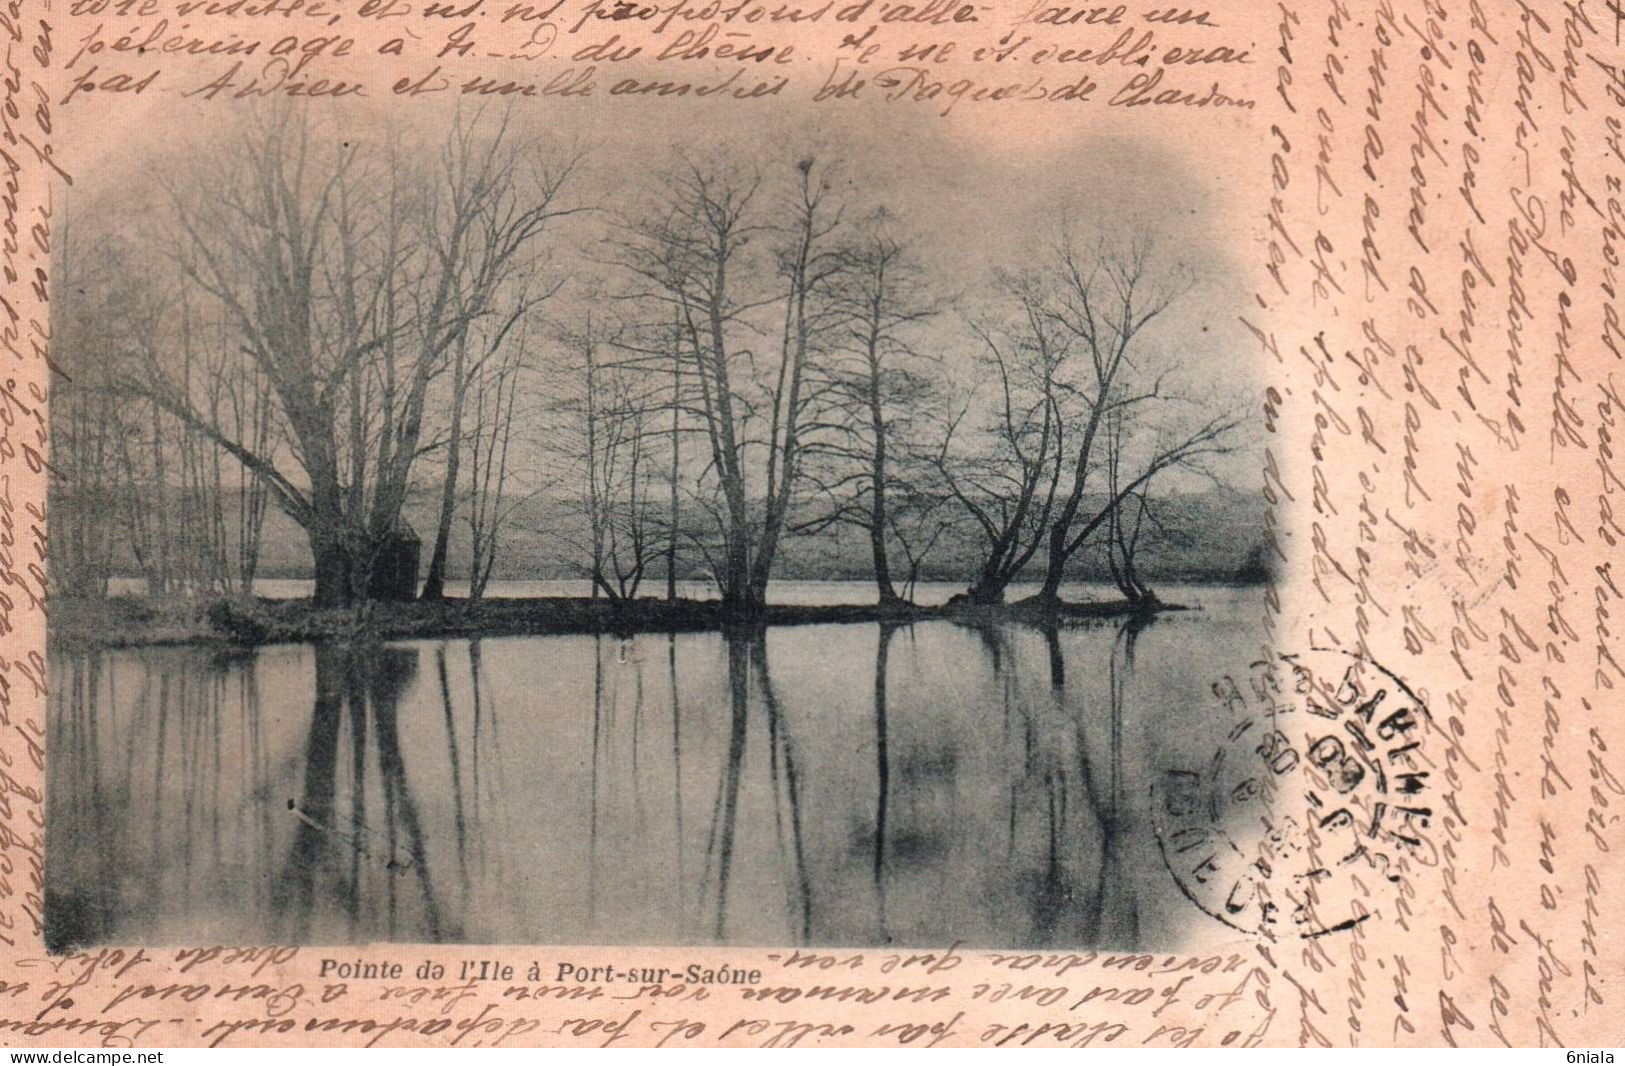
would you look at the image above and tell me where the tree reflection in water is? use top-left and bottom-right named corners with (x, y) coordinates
top-left (275, 644), bottom-right (452, 943)
top-left (691, 627), bottom-right (811, 943)
top-left (48, 610), bottom-right (1236, 950)
top-left (872, 622), bottom-right (897, 932)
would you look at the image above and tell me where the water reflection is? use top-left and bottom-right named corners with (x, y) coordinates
top-left (873, 622), bottom-right (897, 931)
top-left (272, 645), bottom-right (454, 943)
top-left (47, 593), bottom-right (1258, 950)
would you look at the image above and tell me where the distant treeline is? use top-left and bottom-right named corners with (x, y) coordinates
top-left (52, 484), bottom-right (1272, 590)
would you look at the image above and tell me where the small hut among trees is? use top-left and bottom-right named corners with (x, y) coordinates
top-left (368, 521), bottom-right (422, 602)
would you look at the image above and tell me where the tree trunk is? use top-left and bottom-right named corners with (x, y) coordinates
top-left (869, 521), bottom-right (898, 604)
top-left (422, 341), bottom-right (469, 602)
top-left (964, 560), bottom-right (1010, 605)
top-left (866, 347), bottom-right (899, 605)
top-left (1038, 525), bottom-right (1068, 603)
top-left (302, 430), bottom-right (358, 607)
top-left (721, 541), bottom-right (761, 617)
top-left (151, 402), bottom-right (170, 596)
top-left (311, 529), bottom-right (352, 607)
top-left (1117, 513), bottom-right (1154, 606)
top-left (667, 344), bottom-right (681, 603)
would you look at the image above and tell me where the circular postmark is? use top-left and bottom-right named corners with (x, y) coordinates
top-left (1151, 647), bottom-right (1433, 940)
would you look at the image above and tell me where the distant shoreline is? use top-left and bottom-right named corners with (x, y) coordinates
top-left (48, 592), bottom-right (1200, 650)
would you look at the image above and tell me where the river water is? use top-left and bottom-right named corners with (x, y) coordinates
top-left (47, 582), bottom-right (1267, 950)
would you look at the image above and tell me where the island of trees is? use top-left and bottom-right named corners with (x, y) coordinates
top-left (49, 107), bottom-right (1261, 644)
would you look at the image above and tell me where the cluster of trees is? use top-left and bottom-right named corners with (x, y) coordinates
top-left (51, 107), bottom-right (1244, 615)
top-left (54, 108), bottom-right (576, 606)
top-left (52, 222), bottom-right (278, 599)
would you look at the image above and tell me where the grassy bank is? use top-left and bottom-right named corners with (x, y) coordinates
top-left (47, 591), bottom-right (1185, 649)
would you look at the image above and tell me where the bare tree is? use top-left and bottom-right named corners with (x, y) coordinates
top-left (795, 210), bottom-right (937, 605)
top-left (225, 342), bottom-right (276, 594)
top-left (420, 117), bottom-right (582, 601)
top-left (54, 221), bottom-right (278, 602)
top-left (747, 157), bottom-right (848, 602)
top-left (49, 222), bottom-right (126, 597)
top-left (611, 153), bottom-right (846, 613)
top-left (463, 317), bottom-right (536, 603)
top-left (552, 312), bottom-right (669, 602)
top-left (1045, 400), bottom-right (1241, 605)
top-left (932, 233), bottom-right (1242, 607)
top-left (136, 108), bottom-right (398, 606)
top-left (111, 264), bottom-right (182, 596)
top-left (887, 490), bottom-right (952, 603)
top-left (589, 305), bottom-right (696, 601)
top-left (129, 106), bottom-right (578, 607)
top-left (1104, 412), bottom-right (1155, 604)
top-left (611, 160), bottom-right (759, 609)
top-left (664, 311), bottom-right (684, 601)
top-left (1031, 234), bottom-right (1233, 605)
top-left (931, 274), bottom-right (1068, 605)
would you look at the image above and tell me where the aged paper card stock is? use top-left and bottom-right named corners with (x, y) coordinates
top-left (1, 0), bottom-right (1623, 1049)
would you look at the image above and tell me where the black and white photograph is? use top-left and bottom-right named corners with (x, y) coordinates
top-left (44, 101), bottom-right (1267, 953)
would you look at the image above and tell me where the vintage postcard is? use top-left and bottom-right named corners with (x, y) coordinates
top-left (1, 0), bottom-right (1621, 1049)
